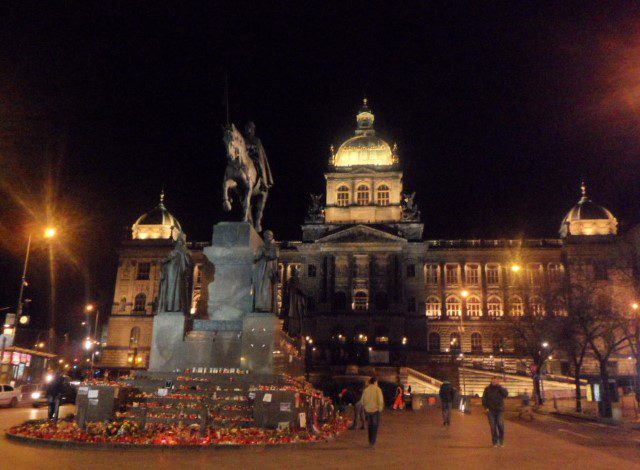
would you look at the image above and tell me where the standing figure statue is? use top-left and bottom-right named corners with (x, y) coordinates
top-left (158, 233), bottom-right (193, 313)
top-left (284, 267), bottom-right (307, 337)
top-left (253, 230), bottom-right (279, 312)
top-left (221, 122), bottom-right (272, 232)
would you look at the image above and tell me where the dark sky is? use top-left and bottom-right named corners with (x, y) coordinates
top-left (1, 1), bottom-right (640, 343)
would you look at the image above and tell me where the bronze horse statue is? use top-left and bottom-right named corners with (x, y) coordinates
top-left (222, 123), bottom-right (268, 232)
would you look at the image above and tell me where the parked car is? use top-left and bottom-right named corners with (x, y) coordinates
top-left (0, 384), bottom-right (22, 407)
top-left (31, 377), bottom-right (78, 408)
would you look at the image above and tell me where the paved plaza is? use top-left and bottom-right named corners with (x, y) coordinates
top-left (2, 404), bottom-right (640, 469)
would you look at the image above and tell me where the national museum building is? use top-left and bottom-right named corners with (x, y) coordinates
top-left (100, 100), bottom-right (637, 381)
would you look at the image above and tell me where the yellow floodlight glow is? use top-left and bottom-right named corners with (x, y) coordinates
top-left (43, 227), bottom-right (56, 239)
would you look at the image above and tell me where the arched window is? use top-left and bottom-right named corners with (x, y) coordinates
top-left (353, 291), bottom-right (369, 311)
top-left (446, 296), bottom-right (461, 317)
top-left (471, 332), bottom-right (483, 352)
top-left (466, 295), bottom-right (482, 317)
top-left (530, 296), bottom-right (545, 316)
top-left (129, 327), bottom-right (140, 348)
top-left (492, 334), bottom-right (505, 353)
top-left (376, 185), bottom-right (390, 206)
top-left (332, 291), bottom-right (347, 311)
top-left (336, 185), bottom-right (350, 207)
top-left (509, 296), bottom-right (524, 316)
top-left (428, 332), bottom-right (441, 352)
top-left (374, 326), bottom-right (389, 344)
top-left (356, 184), bottom-right (370, 205)
top-left (487, 295), bottom-right (503, 317)
top-left (450, 332), bottom-right (461, 351)
top-left (119, 297), bottom-right (127, 312)
top-left (134, 293), bottom-right (146, 312)
top-left (374, 292), bottom-right (389, 311)
top-left (426, 296), bottom-right (441, 317)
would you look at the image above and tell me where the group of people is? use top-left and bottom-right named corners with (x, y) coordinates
top-left (438, 376), bottom-right (509, 447)
top-left (339, 377), bottom-right (385, 447)
top-left (340, 375), bottom-right (510, 449)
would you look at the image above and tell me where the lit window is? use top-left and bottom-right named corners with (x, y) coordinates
top-left (446, 296), bottom-right (461, 317)
top-left (466, 295), bottom-right (482, 317)
top-left (133, 293), bottom-right (147, 312)
top-left (510, 296), bottom-right (524, 316)
top-left (548, 263), bottom-right (563, 283)
top-left (426, 296), bottom-right (441, 317)
top-left (129, 327), bottom-right (140, 348)
top-left (353, 291), bottom-right (368, 311)
top-left (450, 332), bottom-right (461, 351)
top-left (136, 262), bottom-right (151, 280)
top-left (356, 185), bottom-right (370, 205)
top-left (336, 186), bottom-right (350, 207)
top-left (530, 296), bottom-right (545, 316)
top-left (465, 264), bottom-right (480, 285)
top-left (471, 332), bottom-right (483, 352)
top-left (487, 295), bottom-right (503, 317)
top-left (528, 264), bottom-right (543, 286)
top-left (445, 264), bottom-right (460, 285)
top-left (377, 185), bottom-right (390, 206)
top-left (486, 264), bottom-right (501, 285)
top-left (492, 334), bottom-right (505, 353)
top-left (425, 264), bottom-right (439, 285)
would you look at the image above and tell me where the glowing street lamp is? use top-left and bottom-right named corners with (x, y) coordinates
top-left (632, 302), bottom-right (639, 311)
top-left (511, 264), bottom-right (521, 273)
top-left (43, 227), bottom-right (57, 239)
top-left (460, 290), bottom-right (469, 299)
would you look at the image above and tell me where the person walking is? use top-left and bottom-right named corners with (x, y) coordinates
top-left (392, 383), bottom-right (404, 410)
top-left (482, 376), bottom-right (509, 447)
top-left (518, 390), bottom-right (533, 421)
top-left (438, 379), bottom-right (456, 426)
top-left (350, 385), bottom-right (366, 430)
top-left (46, 374), bottom-right (65, 420)
top-left (361, 377), bottom-right (385, 447)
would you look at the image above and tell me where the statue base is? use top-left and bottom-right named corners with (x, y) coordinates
top-left (148, 222), bottom-right (302, 375)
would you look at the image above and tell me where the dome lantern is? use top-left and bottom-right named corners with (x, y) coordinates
top-left (560, 182), bottom-right (617, 237)
top-left (333, 98), bottom-right (394, 167)
top-left (132, 190), bottom-right (183, 240)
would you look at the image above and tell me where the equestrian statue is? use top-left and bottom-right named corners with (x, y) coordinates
top-left (221, 122), bottom-right (274, 232)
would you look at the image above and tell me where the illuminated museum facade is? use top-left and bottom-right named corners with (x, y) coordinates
top-left (100, 100), bottom-right (636, 380)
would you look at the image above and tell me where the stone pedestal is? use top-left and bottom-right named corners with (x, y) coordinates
top-left (148, 222), bottom-right (293, 375)
top-left (148, 312), bottom-right (185, 372)
top-left (204, 222), bottom-right (262, 321)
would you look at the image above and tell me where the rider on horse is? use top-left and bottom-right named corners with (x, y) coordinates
top-left (244, 121), bottom-right (274, 191)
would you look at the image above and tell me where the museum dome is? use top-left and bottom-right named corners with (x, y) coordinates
top-left (560, 182), bottom-right (617, 237)
top-left (332, 99), bottom-right (397, 167)
top-left (132, 190), bottom-right (182, 240)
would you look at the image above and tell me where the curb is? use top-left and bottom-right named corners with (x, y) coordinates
top-left (4, 430), bottom-right (337, 451)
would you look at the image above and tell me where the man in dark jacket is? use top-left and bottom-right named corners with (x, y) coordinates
top-left (46, 375), bottom-right (65, 420)
top-left (438, 380), bottom-right (456, 426)
top-left (482, 377), bottom-right (509, 447)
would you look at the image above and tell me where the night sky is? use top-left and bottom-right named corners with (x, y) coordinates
top-left (1, 2), bottom-right (640, 344)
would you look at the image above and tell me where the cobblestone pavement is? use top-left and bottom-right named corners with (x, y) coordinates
top-left (1, 404), bottom-right (639, 470)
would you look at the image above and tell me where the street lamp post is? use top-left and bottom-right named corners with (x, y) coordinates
top-left (15, 227), bottom-right (56, 348)
top-left (85, 304), bottom-right (100, 376)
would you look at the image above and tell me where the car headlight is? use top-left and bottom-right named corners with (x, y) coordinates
top-left (31, 392), bottom-right (41, 400)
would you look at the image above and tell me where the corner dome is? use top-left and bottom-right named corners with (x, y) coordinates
top-left (560, 182), bottom-right (617, 237)
top-left (332, 98), bottom-right (397, 167)
top-left (132, 191), bottom-right (182, 240)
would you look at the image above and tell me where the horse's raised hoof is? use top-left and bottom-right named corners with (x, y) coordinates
top-left (222, 200), bottom-right (232, 212)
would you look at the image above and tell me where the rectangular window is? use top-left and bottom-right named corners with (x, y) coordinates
top-left (445, 264), bottom-right (459, 285)
top-left (486, 264), bottom-right (501, 286)
top-left (527, 264), bottom-right (543, 286)
top-left (406, 264), bottom-right (416, 278)
top-left (308, 264), bottom-right (317, 277)
top-left (136, 262), bottom-right (151, 280)
top-left (465, 264), bottom-right (480, 285)
top-left (548, 263), bottom-right (563, 283)
top-left (425, 264), bottom-right (439, 285)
